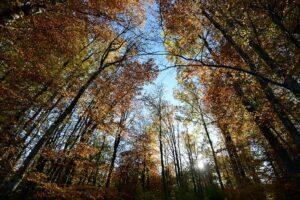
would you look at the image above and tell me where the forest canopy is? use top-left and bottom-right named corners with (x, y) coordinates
top-left (0, 0), bottom-right (299, 199)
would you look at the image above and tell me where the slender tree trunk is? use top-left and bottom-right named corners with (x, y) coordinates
top-left (0, 64), bottom-right (106, 197)
top-left (177, 126), bottom-right (183, 182)
top-left (93, 135), bottom-right (106, 186)
top-left (170, 128), bottom-right (182, 188)
top-left (159, 114), bottom-right (168, 200)
top-left (105, 126), bottom-right (123, 189)
top-left (219, 125), bottom-right (248, 188)
top-left (198, 108), bottom-right (224, 191)
top-left (64, 116), bottom-right (84, 150)
top-left (185, 134), bottom-right (199, 196)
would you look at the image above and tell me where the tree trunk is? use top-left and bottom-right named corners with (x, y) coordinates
top-left (219, 125), bottom-right (248, 188)
top-left (0, 65), bottom-right (106, 197)
top-left (203, 10), bottom-right (300, 148)
top-left (198, 107), bottom-right (225, 191)
top-left (264, 4), bottom-right (300, 49)
top-left (105, 128), bottom-right (122, 189)
top-left (159, 114), bottom-right (168, 200)
top-left (233, 83), bottom-right (299, 175)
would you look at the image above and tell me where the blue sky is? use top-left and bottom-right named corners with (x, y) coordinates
top-left (141, 2), bottom-right (179, 104)
top-left (137, 2), bottom-right (222, 169)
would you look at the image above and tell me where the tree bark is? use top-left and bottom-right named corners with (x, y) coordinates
top-left (233, 83), bottom-right (299, 175)
top-left (219, 124), bottom-right (248, 188)
top-left (158, 110), bottom-right (168, 200)
top-left (0, 63), bottom-right (107, 197)
top-left (198, 106), bottom-right (225, 191)
top-left (202, 10), bottom-right (300, 149)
